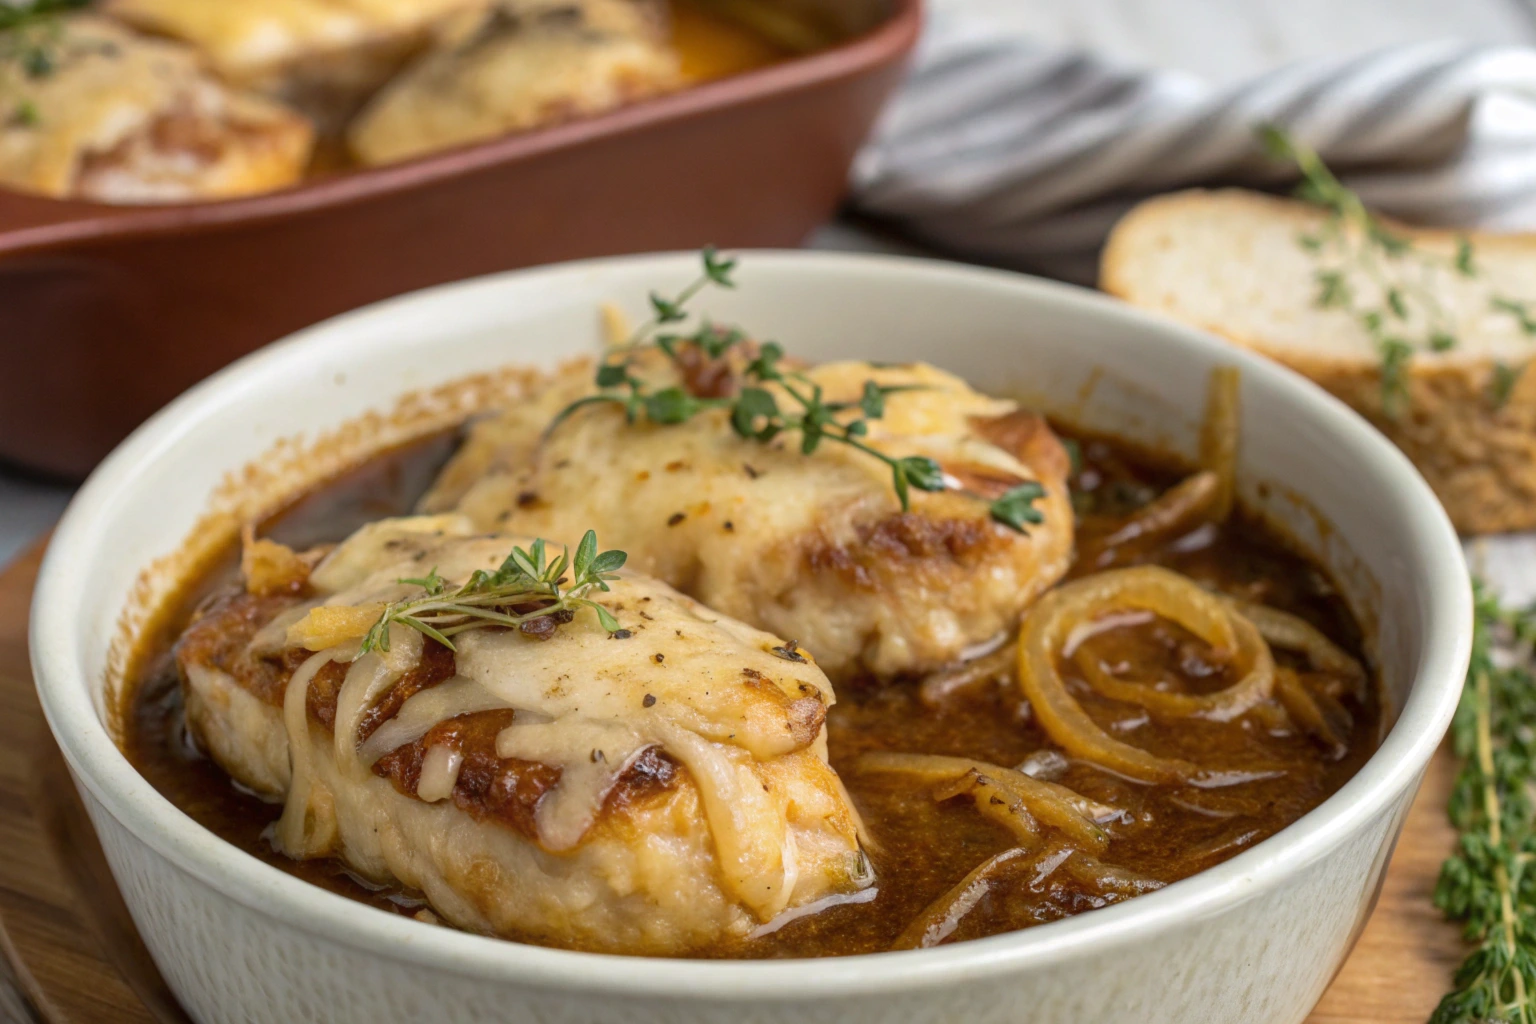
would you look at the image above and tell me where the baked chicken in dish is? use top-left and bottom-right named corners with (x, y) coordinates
top-left (176, 515), bottom-right (871, 954)
top-left (104, 0), bottom-right (492, 132)
top-left (348, 0), bottom-right (681, 165)
top-left (0, 15), bottom-right (312, 202)
top-left (421, 347), bottom-right (1075, 681)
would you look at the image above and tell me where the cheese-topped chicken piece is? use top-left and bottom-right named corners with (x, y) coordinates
top-left (348, 0), bottom-right (680, 166)
top-left (176, 516), bottom-right (870, 954)
top-left (104, 0), bottom-right (491, 132)
top-left (422, 352), bottom-right (1075, 680)
top-left (0, 16), bottom-right (312, 202)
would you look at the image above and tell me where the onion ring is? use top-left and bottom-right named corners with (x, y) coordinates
top-left (1017, 566), bottom-right (1276, 782)
top-left (1070, 612), bottom-right (1270, 722)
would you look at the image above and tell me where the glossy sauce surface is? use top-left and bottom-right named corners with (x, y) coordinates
top-left (123, 428), bottom-right (1380, 957)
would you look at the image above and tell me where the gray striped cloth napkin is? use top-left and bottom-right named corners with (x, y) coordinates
top-left (848, 16), bottom-right (1536, 283)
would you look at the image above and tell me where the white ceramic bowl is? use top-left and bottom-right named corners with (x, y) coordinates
top-left (31, 252), bottom-right (1470, 1024)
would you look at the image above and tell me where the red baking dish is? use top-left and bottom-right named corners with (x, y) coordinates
top-left (0, 0), bottom-right (920, 478)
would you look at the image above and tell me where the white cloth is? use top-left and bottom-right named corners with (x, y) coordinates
top-left (850, 18), bottom-right (1536, 282)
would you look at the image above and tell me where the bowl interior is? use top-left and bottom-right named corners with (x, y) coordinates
top-left (31, 249), bottom-right (1469, 988)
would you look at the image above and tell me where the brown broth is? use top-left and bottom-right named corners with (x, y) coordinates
top-left (122, 427), bottom-right (1380, 957)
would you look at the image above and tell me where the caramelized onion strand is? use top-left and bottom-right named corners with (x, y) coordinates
top-left (890, 848), bottom-right (1030, 951)
top-left (1227, 598), bottom-right (1368, 699)
top-left (1200, 366), bottom-right (1241, 523)
top-left (932, 769), bottom-right (1042, 846)
top-left (856, 752), bottom-right (1110, 851)
top-left (1088, 471), bottom-right (1221, 566)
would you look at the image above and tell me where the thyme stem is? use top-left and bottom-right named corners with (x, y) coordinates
top-left (361, 531), bottom-right (627, 653)
top-left (553, 250), bottom-right (1049, 531)
top-left (1432, 582), bottom-right (1536, 1023)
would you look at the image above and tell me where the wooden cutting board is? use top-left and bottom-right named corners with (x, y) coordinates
top-left (0, 542), bottom-right (1467, 1023)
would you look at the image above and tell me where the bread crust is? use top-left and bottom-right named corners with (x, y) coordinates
top-left (1102, 188), bottom-right (1536, 535)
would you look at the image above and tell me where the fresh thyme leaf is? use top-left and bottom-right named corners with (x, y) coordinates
top-left (897, 455), bottom-right (945, 493)
top-left (649, 293), bottom-right (686, 324)
top-left (859, 380), bottom-right (887, 419)
top-left (695, 321), bottom-right (744, 358)
top-left (644, 386), bottom-right (716, 425)
top-left (701, 245), bottom-right (737, 287)
top-left (595, 363), bottom-right (630, 388)
top-left (1431, 581), bottom-right (1536, 1024)
top-left (359, 532), bottom-right (628, 654)
top-left (589, 603), bottom-right (621, 633)
top-left (587, 549), bottom-right (627, 577)
top-left (1431, 332), bottom-right (1457, 353)
top-left (572, 528), bottom-right (597, 580)
top-left (990, 482), bottom-right (1048, 532)
top-left (746, 340), bottom-right (785, 381)
top-left (730, 386), bottom-right (780, 441)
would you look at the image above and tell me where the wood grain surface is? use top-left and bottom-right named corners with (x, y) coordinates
top-left (0, 542), bottom-right (1470, 1023)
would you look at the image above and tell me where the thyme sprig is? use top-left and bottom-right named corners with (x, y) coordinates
top-left (1432, 580), bottom-right (1536, 1023)
top-left (553, 250), bottom-right (1048, 532)
top-left (1258, 126), bottom-right (1536, 416)
top-left (360, 530), bottom-right (627, 654)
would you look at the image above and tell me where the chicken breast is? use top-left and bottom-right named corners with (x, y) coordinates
top-left (176, 516), bottom-right (870, 955)
top-left (0, 16), bottom-right (312, 202)
top-left (348, 0), bottom-right (680, 166)
top-left (422, 351), bottom-right (1075, 680)
top-left (104, 0), bottom-right (491, 132)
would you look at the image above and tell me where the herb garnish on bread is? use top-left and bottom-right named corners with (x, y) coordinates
top-left (1102, 133), bottom-right (1536, 534)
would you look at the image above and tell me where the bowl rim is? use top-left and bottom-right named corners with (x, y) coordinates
top-left (0, 0), bottom-right (923, 257)
top-left (30, 249), bottom-right (1471, 1000)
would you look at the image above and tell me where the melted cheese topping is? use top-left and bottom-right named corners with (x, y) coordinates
top-left (0, 16), bottom-right (312, 200)
top-left (270, 516), bottom-right (864, 921)
top-left (423, 354), bottom-right (1076, 679)
top-left (348, 0), bottom-right (681, 165)
top-left (104, 0), bottom-right (486, 81)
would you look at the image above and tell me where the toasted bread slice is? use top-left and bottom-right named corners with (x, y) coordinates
top-left (1102, 188), bottom-right (1536, 534)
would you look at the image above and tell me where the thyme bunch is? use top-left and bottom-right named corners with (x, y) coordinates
top-left (1258, 126), bottom-right (1536, 416)
top-left (360, 531), bottom-right (627, 654)
top-left (554, 249), bottom-right (1048, 533)
top-left (1432, 581), bottom-right (1536, 1023)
